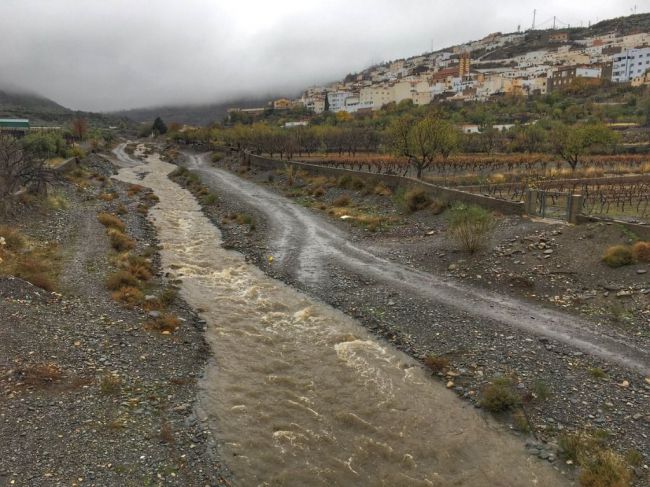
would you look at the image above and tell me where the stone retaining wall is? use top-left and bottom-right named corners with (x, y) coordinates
top-left (244, 152), bottom-right (526, 215)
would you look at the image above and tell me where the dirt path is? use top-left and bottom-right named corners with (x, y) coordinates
top-left (183, 153), bottom-right (650, 376)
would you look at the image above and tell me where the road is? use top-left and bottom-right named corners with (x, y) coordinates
top-left (179, 152), bottom-right (650, 376)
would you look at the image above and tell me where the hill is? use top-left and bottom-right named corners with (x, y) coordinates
top-left (0, 88), bottom-right (131, 129)
top-left (112, 96), bottom-right (281, 127)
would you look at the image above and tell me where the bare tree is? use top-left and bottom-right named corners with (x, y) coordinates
top-left (0, 136), bottom-right (55, 215)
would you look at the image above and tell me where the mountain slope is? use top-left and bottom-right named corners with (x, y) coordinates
top-left (0, 88), bottom-right (130, 128)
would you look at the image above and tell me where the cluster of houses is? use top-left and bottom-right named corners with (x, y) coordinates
top-left (230, 27), bottom-right (650, 119)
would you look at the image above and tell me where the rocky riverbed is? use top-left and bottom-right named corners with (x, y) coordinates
top-left (0, 154), bottom-right (231, 486)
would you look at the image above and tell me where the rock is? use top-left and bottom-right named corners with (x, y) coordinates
top-left (148, 311), bottom-right (161, 319)
top-left (543, 249), bottom-right (554, 255)
top-left (616, 290), bottom-right (633, 298)
top-left (144, 295), bottom-right (157, 301)
top-left (637, 269), bottom-right (647, 275)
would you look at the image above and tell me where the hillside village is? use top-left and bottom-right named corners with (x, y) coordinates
top-left (228, 16), bottom-right (650, 123)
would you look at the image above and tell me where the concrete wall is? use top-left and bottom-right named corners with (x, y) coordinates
top-left (244, 152), bottom-right (525, 215)
top-left (576, 215), bottom-right (650, 240)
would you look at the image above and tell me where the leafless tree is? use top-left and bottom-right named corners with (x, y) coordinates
top-left (0, 136), bottom-right (55, 215)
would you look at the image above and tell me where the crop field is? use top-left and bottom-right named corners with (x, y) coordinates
top-left (295, 152), bottom-right (650, 222)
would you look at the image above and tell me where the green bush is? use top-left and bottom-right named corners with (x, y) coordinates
top-left (479, 377), bottom-right (521, 412)
top-left (602, 245), bottom-right (633, 268)
top-left (447, 203), bottom-right (494, 253)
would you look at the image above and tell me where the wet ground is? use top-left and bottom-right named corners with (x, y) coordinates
top-left (114, 148), bottom-right (569, 486)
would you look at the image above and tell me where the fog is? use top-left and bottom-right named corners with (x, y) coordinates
top-left (0, 0), bottom-right (645, 111)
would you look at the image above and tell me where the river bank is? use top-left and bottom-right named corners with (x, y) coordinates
top-left (0, 153), bottom-right (230, 486)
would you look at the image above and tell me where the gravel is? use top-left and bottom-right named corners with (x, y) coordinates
top-left (0, 155), bottom-right (231, 486)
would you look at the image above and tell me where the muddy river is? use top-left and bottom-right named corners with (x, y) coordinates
top-left (115, 150), bottom-right (566, 486)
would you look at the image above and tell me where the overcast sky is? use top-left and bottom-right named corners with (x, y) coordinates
top-left (0, 0), bottom-right (647, 112)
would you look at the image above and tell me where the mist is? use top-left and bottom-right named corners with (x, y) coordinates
top-left (0, 0), bottom-right (645, 111)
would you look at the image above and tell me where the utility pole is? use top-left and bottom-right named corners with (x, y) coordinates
top-left (532, 9), bottom-right (536, 30)
top-left (553, 16), bottom-right (556, 29)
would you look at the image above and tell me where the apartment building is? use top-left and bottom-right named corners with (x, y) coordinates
top-left (612, 47), bottom-right (650, 82)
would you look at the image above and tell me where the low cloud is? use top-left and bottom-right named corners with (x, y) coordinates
top-left (0, 0), bottom-right (641, 111)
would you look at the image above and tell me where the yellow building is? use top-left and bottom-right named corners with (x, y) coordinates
top-left (459, 52), bottom-right (471, 77)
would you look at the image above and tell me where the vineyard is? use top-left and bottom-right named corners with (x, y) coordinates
top-left (294, 152), bottom-right (650, 222)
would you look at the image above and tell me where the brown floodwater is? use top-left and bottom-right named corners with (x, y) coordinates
top-left (115, 150), bottom-right (567, 486)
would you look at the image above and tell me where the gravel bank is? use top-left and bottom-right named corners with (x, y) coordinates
top-left (0, 154), bottom-right (231, 486)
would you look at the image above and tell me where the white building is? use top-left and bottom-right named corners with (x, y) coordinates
top-left (612, 48), bottom-right (650, 82)
top-left (326, 91), bottom-right (352, 112)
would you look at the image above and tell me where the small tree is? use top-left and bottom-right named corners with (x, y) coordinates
top-left (0, 136), bottom-right (55, 214)
top-left (71, 117), bottom-right (88, 141)
top-left (152, 117), bottom-right (168, 135)
top-left (552, 122), bottom-right (618, 171)
top-left (388, 114), bottom-right (460, 179)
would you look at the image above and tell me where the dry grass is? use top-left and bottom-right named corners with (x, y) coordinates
top-left (146, 313), bottom-right (181, 333)
top-left (631, 241), bottom-right (650, 263)
top-left (160, 421), bottom-right (175, 443)
top-left (159, 285), bottom-right (179, 307)
top-left (111, 286), bottom-right (144, 307)
top-left (404, 188), bottom-right (432, 212)
top-left (423, 354), bottom-right (449, 373)
top-left (16, 363), bottom-right (62, 386)
top-left (97, 212), bottom-right (126, 232)
top-left (106, 270), bottom-right (140, 290)
top-left (579, 450), bottom-right (631, 487)
top-left (373, 183), bottom-right (392, 197)
top-left (127, 184), bottom-right (144, 196)
top-left (0, 225), bottom-right (26, 251)
top-left (1, 241), bottom-right (60, 292)
top-left (98, 192), bottom-right (117, 201)
top-left (602, 245), bottom-right (634, 268)
top-left (333, 194), bottom-right (351, 207)
top-left (108, 229), bottom-right (135, 252)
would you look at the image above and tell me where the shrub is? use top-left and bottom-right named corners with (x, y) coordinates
top-left (513, 409), bottom-right (531, 433)
top-left (159, 285), bottom-right (178, 307)
top-left (0, 226), bottom-right (26, 251)
top-left (98, 192), bottom-right (117, 201)
top-left (579, 449), bottom-right (631, 487)
top-left (531, 380), bottom-right (552, 401)
top-left (350, 177), bottom-right (365, 190)
top-left (589, 367), bottom-right (607, 379)
top-left (313, 186), bottom-right (325, 197)
top-left (479, 377), bottom-right (521, 412)
top-left (211, 152), bottom-right (224, 163)
top-left (404, 188), bottom-right (432, 212)
top-left (373, 183), bottom-right (392, 197)
top-left (17, 363), bottom-right (62, 385)
top-left (108, 229), bottom-right (135, 252)
top-left (333, 194), bottom-right (351, 207)
top-left (423, 354), bottom-right (449, 373)
top-left (631, 241), bottom-right (650, 263)
top-left (146, 313), bottom-right (181, 333)
top-left (116, 204), bottom-right (128, 215)
top-left (106, 270), bottom-right (140, 290)
top-left (602, 245), bottom-right (633, 268)
top-left (100, 373), bottom-right (122, 395)
top-left (200, 193), bottom-right (218, 206)
top-left (97, 212), bottom-right (126, 232)
top-left (111, 286), bottom-right (144, 306)
top-left (126, 255), bottom-right (153, 281)
top-left (447, 203), bottom-right (494, 254)
top-left (13, 254), bottom-right (56, 292)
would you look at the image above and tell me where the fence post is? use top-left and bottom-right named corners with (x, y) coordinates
top-left (568, 194), bottom-right (584, 224)
top-left (525, 189), bottom-right (538, 215)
